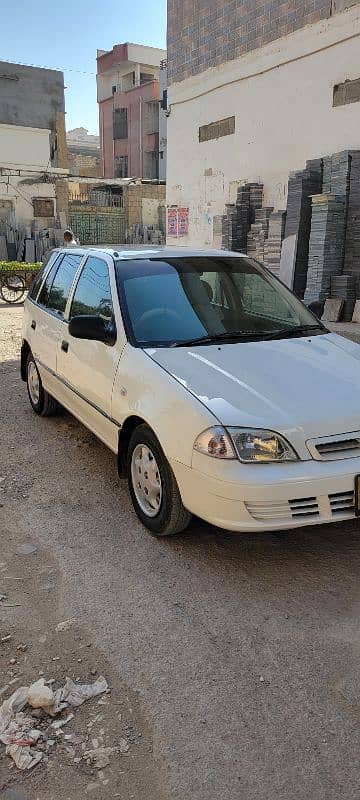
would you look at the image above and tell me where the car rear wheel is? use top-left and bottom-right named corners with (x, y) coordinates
top-left (26, 352), bottom-right (59, 416)
top-left (127, 424), bottom-right (192, 536)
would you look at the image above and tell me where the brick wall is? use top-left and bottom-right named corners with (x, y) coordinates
top-left (55, 179), bottom-right (69, 220)
top-left (68, 150), bottom-right (100, 177)
top-left (124, 183), bottom-right (166, 228)
top-left (167, 0), bottom-right (353, 84)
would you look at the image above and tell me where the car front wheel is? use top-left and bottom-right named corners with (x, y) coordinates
top-left (127, 424), bottom-right (192, 536)
top-left (26, 352), bottom-right (59, 416)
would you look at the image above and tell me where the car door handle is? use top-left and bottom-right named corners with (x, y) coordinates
top-left (31, 320), bottom-right (36, 330)
top-left (61, 340), bottom-right (69, 353)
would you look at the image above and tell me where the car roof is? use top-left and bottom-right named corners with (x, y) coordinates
top-left (51, 245), bottom-right (247, 260)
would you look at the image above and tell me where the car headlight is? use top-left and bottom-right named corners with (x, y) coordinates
top-left (228, 428), bottom-right (298, 463)
top-left (193, 426), bottom-right (236, 459)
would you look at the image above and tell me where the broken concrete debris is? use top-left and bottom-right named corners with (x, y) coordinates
top-left (0, 675), bottom-right (108, 770)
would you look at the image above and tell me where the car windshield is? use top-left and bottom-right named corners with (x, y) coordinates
top-left (114, 256), bottom-right (325, 347)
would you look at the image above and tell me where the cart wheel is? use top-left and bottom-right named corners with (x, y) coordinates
top-left (0, 274), bottom-right (26, 304)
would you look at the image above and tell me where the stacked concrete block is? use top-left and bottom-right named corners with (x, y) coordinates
top-left (263, 211), bottom-right (287, 275)
top-left (284, 160), bottom-right (323, 298)
top-left (343, 152), bottom-right (360, 291)
top-left (331, 275), bottom-right (356, 321)
top-left (247, 207), bottom-right (273, 263)
top-left (220, 182), bottom-right (263, 253)
top-left (304, 194), bottom-right (346, 304)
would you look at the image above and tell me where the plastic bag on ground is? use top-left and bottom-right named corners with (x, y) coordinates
top-left (0, 676), bottom-right (108, 770)
top-left (60, 676), bottom-right (108, 708)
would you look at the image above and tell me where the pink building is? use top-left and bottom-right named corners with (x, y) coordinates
top-left (97, 43), bottom-right (166, 180)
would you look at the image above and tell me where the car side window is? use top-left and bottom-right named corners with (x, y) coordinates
top-left (37, 258), bottom-right (62, 308)
top-left (38, 254), bottom-right (82, 316)
top-left (70, 257), bottom-right (113, 321)
top-left (29, 254), bottom-right (62, 302)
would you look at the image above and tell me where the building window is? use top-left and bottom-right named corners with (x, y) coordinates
top-left (140, 73), bottom-right (154, 84)
top-left (112, 85), bottom-right (116, 95)
top-left (115, 155), bottom-right (128, 178)
top-left (144, 151), bottom-right (159, 180)
top-left (199, 116), bottom-right (235, 143)
top-left (32, 198), bottom-right (55, 217)
top-left (333, 77), bottom-right (360, 107)
top-left (144, 101), bottom-right (159, 134)
top-left (161, 89), bottom-right (168, 111)
top-left (113, 108), bottom-right (128, 140)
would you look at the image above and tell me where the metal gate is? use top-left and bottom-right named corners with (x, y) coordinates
top-left (69, 208), bottom-right (126, 246)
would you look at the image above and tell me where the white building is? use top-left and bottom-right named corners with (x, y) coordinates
top-left (166, 0), bottom-right (360, 248)
top-left (0, 61), bottom-right (68, 256)
top-left (0, 123), bottom-right (67, 230)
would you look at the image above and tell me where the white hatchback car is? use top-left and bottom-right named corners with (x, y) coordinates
top-left (22, 246), bottom-right (360, 536)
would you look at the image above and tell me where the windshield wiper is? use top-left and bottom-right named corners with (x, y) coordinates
top-left (171, 331), bottom-right (268, 347)
top-left (260, 324), bottom-right (327, 341)
top-left (171, 324), bottom-right (326, 347)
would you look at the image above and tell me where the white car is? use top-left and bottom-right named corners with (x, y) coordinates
top-left (21, 246), bottom-right (360, 536)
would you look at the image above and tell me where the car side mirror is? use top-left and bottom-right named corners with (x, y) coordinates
top-left (68, 315), bottom-right (116, 346)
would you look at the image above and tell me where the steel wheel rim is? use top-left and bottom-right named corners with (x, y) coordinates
top-left (27, 360), bottom-right (40, 405)
top-left (131, 444), bottom-right (162, 518)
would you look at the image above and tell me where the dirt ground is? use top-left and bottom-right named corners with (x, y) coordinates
top-left (1, 302), bottom-right (360, 800)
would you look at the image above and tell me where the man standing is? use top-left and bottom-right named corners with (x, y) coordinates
top-left (63, 229), bottom-right (79, 247)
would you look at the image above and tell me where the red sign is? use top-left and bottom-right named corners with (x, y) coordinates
top-left (167, 208), bottom-right (178, 237)
top-left (177, 208), bottom-right (189, 237)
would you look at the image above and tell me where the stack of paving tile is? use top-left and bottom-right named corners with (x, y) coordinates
top-left (304, 194), bottom-right (346, 304)
top-left (331, 274), bottom-right (356, 321)
top-left (284, 160), bottom-right (323, 297)
top-left (331, 274), bottom-right (356, 297)
top-left (263, 211), bottom-right (286, 275)
top-left (221, 204), bottom-right (237, 250)
top-left (249, 183), bottom-right (263, 224)
top-left (343, 151), bottom-right (360, 292)
top-left (219, 182), bottom-right (263, 253)
top-left (322, 157), bottom-right (332, 193)
top-left (234, 185), bottom-right (251, 252)
top-left (330, 150), bottom-right (351, 198)
top-left (247, 207), bottom-right (273, 263)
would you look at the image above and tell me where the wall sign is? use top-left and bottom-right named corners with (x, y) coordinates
top-left (167, 207), bottom-right (189, 237)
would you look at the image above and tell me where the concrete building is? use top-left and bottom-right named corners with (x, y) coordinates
top-left (0, 61), bottom-right (68, 256)
top-left (166, 0), bottom-right (360, 247)
top-left (159, 59), bottom-right (168, 181)
top-left (66, 127), bottom-right (100, 177)
top-left (97, 42), bottom-right (166, 180)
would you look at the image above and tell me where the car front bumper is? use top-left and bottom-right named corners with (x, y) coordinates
top-left (170, 453), bottom-right (360, 532)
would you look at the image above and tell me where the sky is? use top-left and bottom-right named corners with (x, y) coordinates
top-left (1, 0), bottom-right (167, 134)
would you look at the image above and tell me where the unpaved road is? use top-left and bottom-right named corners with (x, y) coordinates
top-left (1, 303), bottom-right (360, 800)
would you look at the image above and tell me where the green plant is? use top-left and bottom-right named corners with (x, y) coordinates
top-left (0, 261), bottom-right (42, 272)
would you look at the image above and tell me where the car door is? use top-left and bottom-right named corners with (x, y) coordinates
top-left (29, 252), bottom-right (83, 379)
top-left (57, 254), bottom-right (123, 452)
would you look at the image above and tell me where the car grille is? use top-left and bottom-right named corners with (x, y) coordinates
top-left (329, 490), bottom-right (355, 515)
top-left (245, 497), bottom-right (319, 522)
top-left (246, 492), bottom-right (356, 522)
top-left (307, 433), bottom-right (360, 461)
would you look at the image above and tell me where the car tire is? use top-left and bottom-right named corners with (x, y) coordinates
top-left (26, 352), bottom-right (59, 417)
top-left (127, 424), bottom-right (192, 536)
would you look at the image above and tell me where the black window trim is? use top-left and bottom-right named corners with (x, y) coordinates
top-left (34, 251), bottom-right (85, 320)
top-left (30, 252), bottom-right (62, 304)
top-left (67, 254), bottom-right (117, 345)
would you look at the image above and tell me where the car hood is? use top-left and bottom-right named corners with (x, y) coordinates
top-left (147, 333), bottom-right (360, 453)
